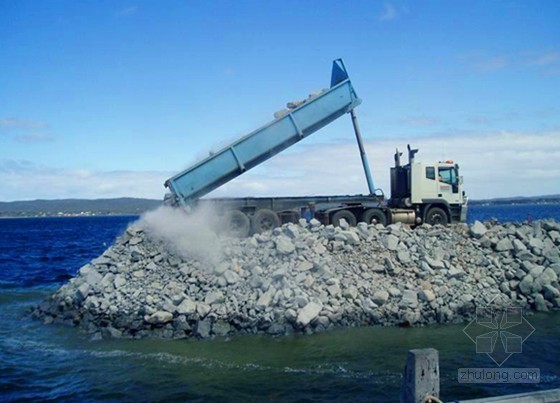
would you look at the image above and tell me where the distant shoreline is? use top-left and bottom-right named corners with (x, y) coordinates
top-left (0, 213), bottom-right (142, 220)
top-left (1, 201), bottom-right (559, 219)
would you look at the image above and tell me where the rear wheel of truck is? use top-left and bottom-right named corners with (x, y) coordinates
top-left (331, 210), bottom-right (357, 227)
top-left (251, 209), bottom-right (281, 234)
top-left (361, 209), bottom-right (387, 226)
top-left (225, 210), bottom-right (251, 237)
top-left (425, 207), bottom-right (448, 226)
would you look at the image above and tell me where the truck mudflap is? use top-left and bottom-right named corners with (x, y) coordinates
top-left (460, 199), bottom-right (469, 223)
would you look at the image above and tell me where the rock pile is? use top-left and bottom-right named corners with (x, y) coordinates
top-left (33, 215), bottom-right (560, 340)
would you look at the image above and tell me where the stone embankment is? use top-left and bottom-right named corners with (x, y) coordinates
top-left (33, 214), bottom-right (560, 340)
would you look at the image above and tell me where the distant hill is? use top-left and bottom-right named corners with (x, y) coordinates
top-left (0, 198), bottom-right (162, 218)
top-left (469, 194), bottom-right (560, 206)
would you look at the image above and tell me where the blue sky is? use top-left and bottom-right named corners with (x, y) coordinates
top-left (1, 0), bottom-right (559, 201)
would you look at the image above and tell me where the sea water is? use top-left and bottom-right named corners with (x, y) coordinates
top-left (1, 205), bottom-right (559, 401)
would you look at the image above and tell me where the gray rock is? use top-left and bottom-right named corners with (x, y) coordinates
top-left (285, 308), bottom-right (297, 322)
top-left (129, 236), bottom-right (143, 246)
top-left (400, 290), bottom-right (418, 308)
top-left (176, 299), bottom-right (197, 315)
top-left (342, 285), bottom-right (359, 300)
top-left (257, 289), bottom-right (275, 309)
top-left (385, 257), bottom-right (400, 274)
top-left (223, 270), bottom-right (239, 284)
top-left (146, 311), bottom-right (173, 325)
top-left (495, 238), bottom-right (514, 252)
top-left (419, 289), bottom-right (436, 302)
top-left (196, 319), bottom-right (212, 338)
top-left (448, 265), bottom-right (465, 279)
top-left (397, 250), bottom-right (411, 264)
top-left (110, 275), bottom-right (127, 291)
top-left (297, 261), bottom-right (314, 271)
top-left (388, 287), bottom-right (401, 297)
top-left (100, 273), bottom-right (115, 289)
top-left (266, 323), bottom-right (286, 335)
top-left (538, 268), bottom-right (558, 286)
top-left (383, 234), bottom-right (399, 251)
top-left (276, 237), bottom-right (295, 254)
top-left (327, 284), bottom-right (341, 297)
top-left (529, 238), bottom-right (544, 250)
top-left (214, 262), bottom-right (229, 275)
top-left (205, 291), bottom-right (225, 305)
top-left (76, 283), bottom-right (90, 301)
top-left (297, 302), bottom-right (322, 327)
top-left (513, 239), bottom-right (527, 252)
top-left (470, 221), bottom-right (487, 238)
top-left (341, 231), bottom-right (360, 245)
top-left (424, 256), bottom-right (446, 270)
top-left (271, 268), bottom-right (287, 280)
top-left (529, 266), bottom-right (545, 278)
top-left (132, 270), bottom-right (145, 278)
top-left (542, 285), bottom-right (560, 300)
top-left (372, 290), bottom-right (389, 305)
top-left (518, 275), bottom-right (534, 296)
top-left (196, 303), bottom-right (211, 318)
top-left (309, 218), bottom-right (321, 227)
top-left (535, 294), bottom-right (548, 312)
top-left (212, 320), bottom-right (231, 336)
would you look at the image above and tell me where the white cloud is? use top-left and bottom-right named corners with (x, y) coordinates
top-left (0, 117), bottom-right (52, 143)
top-left (527, 51), bottom-right (560, 66)
top-left (400, 116), bottom-right (440, 127)
top-left (379, 3), bottom-right (397, 21)
top-left (458, 50), bottom-right (560, 75)
top-left (0, 162), bottom-right (171, 201)
top-left (117, 6), bottom-right (138, 16)
top-left (210, 130), bottom-right (560, 200)
top-left (0, 117), bottom-right (47, 131)
top-left (1, 130), bottom-right (559, 201)
top-left (457, 53), bottom-right (509, 72)
top-left (15, 132), bottom-right (54, 143)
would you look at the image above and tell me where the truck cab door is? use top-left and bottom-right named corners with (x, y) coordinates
top-left (437, 166), bottom-right (461, 204)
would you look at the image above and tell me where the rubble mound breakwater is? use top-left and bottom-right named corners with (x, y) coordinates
top-left (33, 211), bottom-right (560, 340)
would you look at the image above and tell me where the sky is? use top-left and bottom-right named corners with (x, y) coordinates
top-left (1, 0), bottom-right (559, 201)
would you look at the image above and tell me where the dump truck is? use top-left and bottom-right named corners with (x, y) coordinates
top-left (164, 59), bottom-right (468, 236)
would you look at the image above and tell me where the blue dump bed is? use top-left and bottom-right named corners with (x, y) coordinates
top-left (165, 60), bottom-right (362, 206)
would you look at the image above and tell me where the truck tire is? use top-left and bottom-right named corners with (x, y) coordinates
top-left (225, 210), bottom-right (251, 237)
top-left (331, 210), bottom-right (357, 227)
top-left (361, 209), bottom-right (387, 226)
top-left (425, 207), bottom-right (448, 226)
top-left (251, 209), bottom-right (281, 234)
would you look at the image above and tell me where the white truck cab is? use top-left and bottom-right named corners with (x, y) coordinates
top-left (389, 146), bottom-right (468, 225)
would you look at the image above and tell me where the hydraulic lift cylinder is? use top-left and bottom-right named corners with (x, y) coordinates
top-left (350, 109), bottom-right (375, 194)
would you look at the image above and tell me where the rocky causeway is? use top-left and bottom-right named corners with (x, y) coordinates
top-left (33, 208), bottom-right (560, 340)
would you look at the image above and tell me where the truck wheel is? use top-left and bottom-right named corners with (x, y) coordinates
top-left (425, 207), bottom-right (448, 226)
top-left (362, 209), bottom-right (387, 226)
top-left (225, 210), bottom-right (251, 237)
top-left (251, 209), bottom-right (281, 234)
top-left (331, 210), bottom-right (356, 227)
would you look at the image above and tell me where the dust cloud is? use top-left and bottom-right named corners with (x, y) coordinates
top-left (137, 205), bottom-right (224, 265)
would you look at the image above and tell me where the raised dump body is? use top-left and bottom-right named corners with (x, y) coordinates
top-left (165, 60), bottom-right (364, 207)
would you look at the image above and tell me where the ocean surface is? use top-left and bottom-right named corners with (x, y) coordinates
top-left (1, 205), bottom-right (560, 401)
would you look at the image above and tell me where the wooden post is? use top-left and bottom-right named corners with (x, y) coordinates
top-left (400, 348), bottom-right (440, 403)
